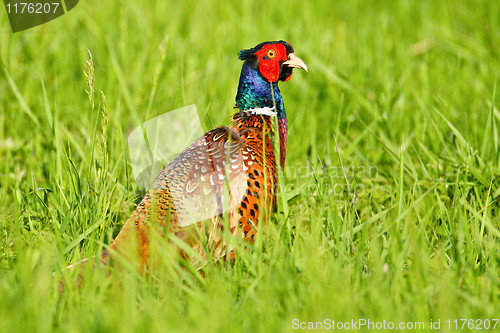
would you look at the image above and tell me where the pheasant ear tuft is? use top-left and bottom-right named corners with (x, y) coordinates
top-left (238, 48), bottom-right (256, 60)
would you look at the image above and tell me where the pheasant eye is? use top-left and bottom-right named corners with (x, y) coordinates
top-left (266, 50), bottom-right (275, 59)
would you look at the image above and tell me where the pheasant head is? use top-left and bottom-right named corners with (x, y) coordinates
top-left (236, 40), bottom-right (307, 118)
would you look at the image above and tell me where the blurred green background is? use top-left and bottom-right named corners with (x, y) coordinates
top-left (0, 0), bottom-right (499, 332)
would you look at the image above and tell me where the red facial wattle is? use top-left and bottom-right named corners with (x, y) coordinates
top-left (254, 44), bottom-right (288, 82)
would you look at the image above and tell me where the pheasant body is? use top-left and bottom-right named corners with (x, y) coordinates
top-left (107, 41), bottom-right (307, 270)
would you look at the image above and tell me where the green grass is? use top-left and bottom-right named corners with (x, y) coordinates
top-left (1, 0), bottom-right (499, 331)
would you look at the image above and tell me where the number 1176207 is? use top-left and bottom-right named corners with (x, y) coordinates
top-left (5, 2), bottom-right (60, 14)
top-left (446, 318), bottom-right (498, 330)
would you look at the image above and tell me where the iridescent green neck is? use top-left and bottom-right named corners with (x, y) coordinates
top-left (235, 62), bottom-right (286, 118)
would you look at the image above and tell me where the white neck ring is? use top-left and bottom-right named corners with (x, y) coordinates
top-left (244, 106), bottom-right (277, 117)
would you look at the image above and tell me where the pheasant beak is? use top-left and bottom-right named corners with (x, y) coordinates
top-left (283, 53), bottom-right (308, 72)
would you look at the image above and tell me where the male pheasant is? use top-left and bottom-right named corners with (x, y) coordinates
top-left (101, 41), bottom-right (307, 271)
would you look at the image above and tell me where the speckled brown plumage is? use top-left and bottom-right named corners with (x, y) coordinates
top-left (109, 113), bottom-right (279, 269)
